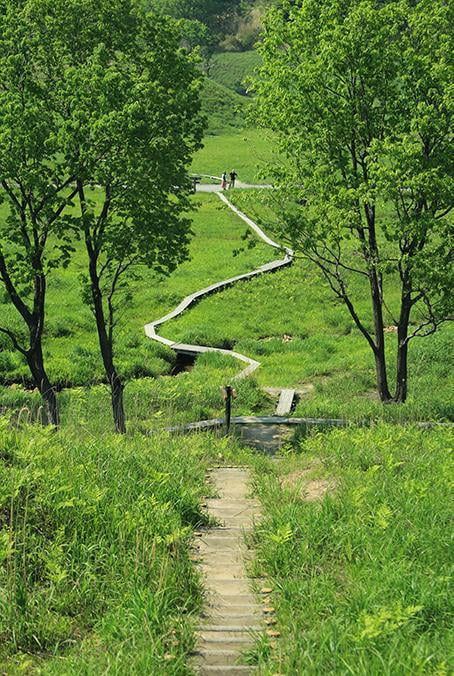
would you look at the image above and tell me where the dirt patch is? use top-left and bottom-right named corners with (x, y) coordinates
top-left (281, 465), bottom-right (334, 501)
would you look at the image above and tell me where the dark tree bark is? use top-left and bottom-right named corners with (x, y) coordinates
top-left (370, 272), bottom-right (392, 402)
top-left (363, 205), bottom-right (392, 402)
top-left (78, 181), bottom-right (126, 434)
top-left (88, 253), bottom-right (126, 434)
top-left (0, 250), bottom-right (59, 425)
top-left (394, 273), bottom-right (414, 403)
top-left (26, 341), bottom-right (59, 425)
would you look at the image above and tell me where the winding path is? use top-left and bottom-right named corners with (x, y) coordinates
top-left (144, 189), bottom-right (293, 379)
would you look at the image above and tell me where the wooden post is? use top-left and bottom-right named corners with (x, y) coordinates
top-left (221, 385), bottom-right (236, 433)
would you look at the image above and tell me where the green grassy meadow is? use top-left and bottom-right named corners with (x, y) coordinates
top-left (0, 422), bottom-right (241, 673)
top-left (193, 49), bottom-right (277, 182)
top-left (161, 243), bottom-right (453, 422)
top-left (191, 128), bottom-right (276, 183)
top-left (245, 424), bottom-right (454, 674)
top-left (209, 51), bottom-right (262, 94)
top-left (0, 193), bottom-right (271, 388)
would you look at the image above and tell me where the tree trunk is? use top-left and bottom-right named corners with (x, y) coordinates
top-left (361, 205), bottom-right (392, 402)
top-left (26, 342), bottom-right (59, 426)
top-left (93, 301), bottom-right (126, 433)
top-left (394, 292), bottom-right (412, 403)
top-left (370, 273), bottom-right (392, 402)
top-left (394, 338), bottom-right (409, 403)
top-left (111, 373), bottom-right (126, 434)
top-left (89, 264), bottom-right (126, 434)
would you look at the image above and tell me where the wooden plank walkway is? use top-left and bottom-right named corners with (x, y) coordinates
top-left (275, 389), bottom-right (296, 416)
top-left (191, 467), bottom-right (267, 675)
top-left (144, 191), bottom-right (293, 380)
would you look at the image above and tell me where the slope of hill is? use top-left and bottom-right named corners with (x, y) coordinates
top-left (209, 50), bottom-right (262, 94)
top-left (201, 77), bottom-right (247, 134)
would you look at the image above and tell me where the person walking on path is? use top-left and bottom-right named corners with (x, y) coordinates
top-left (229, 170), bottom-right (238, 189)
top-left (221, 171), bottom-right (227, 190)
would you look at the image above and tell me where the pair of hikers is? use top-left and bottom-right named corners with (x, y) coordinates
top-left (221, 170), bottom-right (238, 190)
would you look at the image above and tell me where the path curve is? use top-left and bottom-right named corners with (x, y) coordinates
top-left (144, 192), bottom-right (293, 379)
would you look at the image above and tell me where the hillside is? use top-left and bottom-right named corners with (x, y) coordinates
top-left (201, 50), bottom-right (262, 135)
top-left (209, 50), bottom-right (262, 95)
top-left (201, 77), bottom-right (247, 134)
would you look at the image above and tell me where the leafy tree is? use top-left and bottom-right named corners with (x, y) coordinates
top-left (0, 0), bottom-right (203, 430)
top-left (0, 0), bottom-right (78, 424)
top-left (254, 0), bottom-right (453, 402)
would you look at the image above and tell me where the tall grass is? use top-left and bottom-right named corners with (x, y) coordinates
top-left (249, 424), bottom-right (453, 674)
top-left (0, 423), bottom-right (232, 673)
top-left (0, 352), bottom-right (269, 436)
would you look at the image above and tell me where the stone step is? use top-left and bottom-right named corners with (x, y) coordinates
top-left (199, 565), bottom-right (247, 579)
top-left (207, 593), bottom-right (258, 606)
top-left (199, 666), bottom-right (254, 675)
top-left (203, 614), bottom-right (261, 626)
top-left (200, 614), bottom-right (261, 627)
top-left (200, 624), bottom-right (262, 633)
top-left (197, 537), bottom-right (247, 548)
top-left (212, 519), bottom-right (258, 528)
top-left (205, 500), bottom-right (261, 509)
top-left (208, 513), bottom-right (261, 524)
top-left (206, 580), bottom-right (254, 595)
top-left (199, 630), bottom-right (257, 642)
top-left (207, 505), bottom-right (260, 513)
top-left (208, 467), bottom-right (249, 474)
top-left (201, 620), bottom-right (261, 631)
top-left (198, 636), bottom-right (252, 646)
top-left (198, 550), bottom-right (250, 563)
top-left (212, 512), bottom-right (260, 533)
top-left (195, 649), bottom-right (242, 666)
top-left (204, 605), bottom-right (261, 618)
top-left (199, 528), bottom-right (251, 537)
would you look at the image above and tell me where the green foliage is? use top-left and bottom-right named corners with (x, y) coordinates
top-left (149, 0), bottom-right (247, 39)
top-left (0, 0), bottom-right (205, 426)
top-left (252, 0), bottom-right (454, 401)
top-left (250, 424), bottom-right (454, 673)
top-left (0, 422), bottom-right (225, 671)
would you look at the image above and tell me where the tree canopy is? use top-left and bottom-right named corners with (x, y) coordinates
top-left (0, 0), bottom-right (204, 428)
top-left (253, 0), bottom-right (453, 402)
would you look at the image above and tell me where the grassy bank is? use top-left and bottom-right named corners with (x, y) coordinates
top-left (1, 352), bottom-right (268, 435)
top-left (0, 424), bottom-right (235, 673)
top-left (248, 424), bottom-right (453, 674)
top-left (209, 51), bottom-right (262, 95)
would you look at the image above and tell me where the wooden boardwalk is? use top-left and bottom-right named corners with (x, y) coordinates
top-left (144, 191), bottom-right (293, 380)
top-left (191, 467), bottom-right (267, 675)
